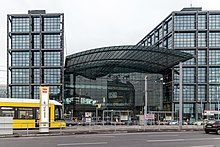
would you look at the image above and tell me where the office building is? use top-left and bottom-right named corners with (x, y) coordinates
top-left (7, 10), bottom-right (64, 102)
top-left (137, 7), bottom-right (220, 121)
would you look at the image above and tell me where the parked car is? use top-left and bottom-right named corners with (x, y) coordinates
top-left (204, 120), bottom-right (220, 134)
top-left (182, 121), bottom-right (189, 125)
top-left (64, 118), bottom-right (76, 127)
top-left (169, 120), bottom-right (179, 125)
top-left (193, 120), bottom-right (204, 125)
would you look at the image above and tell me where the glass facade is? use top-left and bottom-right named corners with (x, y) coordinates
top-left (7, 11), bottom-right (64, 101)
top-left (137, 8), bottom-right (220, 122)
top-left (63, 44), bottom-right (191, 118)
top-left (65, 72), bottom-right (163, 117)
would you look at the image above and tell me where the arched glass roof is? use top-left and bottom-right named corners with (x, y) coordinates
top-left (65, 45), bottom-right (193, 79)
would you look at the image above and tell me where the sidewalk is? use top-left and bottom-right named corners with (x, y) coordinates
top-left (7, 125), bottom-right (204, 138)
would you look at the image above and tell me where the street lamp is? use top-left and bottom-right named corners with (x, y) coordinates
top-left (179, 62), bottom-right (183, 130)
top-left (217, 86), bottom-right (219, 119)
top-left (144, 76), bottom-right (148, 126)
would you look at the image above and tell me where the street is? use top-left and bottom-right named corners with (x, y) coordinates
top-left (0, 131), bottom-right (220, 147)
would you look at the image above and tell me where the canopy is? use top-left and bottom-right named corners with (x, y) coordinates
top-left (65, 45), bottom-right (193, 79)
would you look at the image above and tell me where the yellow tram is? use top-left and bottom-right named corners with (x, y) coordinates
top-left (0, 98), bottom-right (66, 129)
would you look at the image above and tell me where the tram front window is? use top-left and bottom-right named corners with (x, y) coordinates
top-left (55, 106), bottom-right (62, 120)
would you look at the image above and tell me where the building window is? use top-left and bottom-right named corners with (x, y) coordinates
top-left (49, 86), bottom-right (61, 101)
top-left (164, 36), bottom-right (172, 48)
top-left (209, 32), bottom-right (220, 47)
top-left (174, 15), bottom-right (195, 30)
top-left (33, 52), bottom-right (40, 66)
top-left (174, 85), bottom-right (179, 101)
top-left (43, 52), bottom-right (61, 66)
top-left (33, 17), bottom-right (40, 32)
top-left (181, 50), bottom-right (195, 65)
top-left (43, 34), bottom-right (61, 49)
top-left (11, 86), bottom-right (30, 99)
top-left (198, 33), bottom-right (207, 47)
top-left (43, 17), bottom-right (61, 31)
top-left (174, 33), bottom-right (195, 47)
top-left (167, 19), bottom-right (172, 34)
top-left (33, 69), bottom-right (40, 84)
top-left (12, 52), bottom-right (29, 66)
top-left (33, 86), bottom-right (40, 99)
top-left (209, 50), bottom-right (220, 65)
top-left (209, 85), bottom-right (220, 101)
top-left (198, 15), bottom-right (207, 29)
top-left (183, 68), bottom-right (195, 83)
top-left (33, 35), bottom-right (40, 49)
top-left (11, 69), bottom-right (29, 84)
top-left (209, 68), bottom-right (220, 83)
top-left (43, 69), bottom-right (61, 84)
top-left (12, 17), bottom-right (29, 32)
top-left (198, 50), bottom-right (207, 65)
top-left (209, 14), bottom-right (220, 30)
top-left (159, 27), bottom-right (162, 40)
top-left (183, 86), bottom-right (195, 101)
top-left (183, 104), bottom-right (194, 114)
top-left (198, 85), bottom-right (206, 101)
top-left (11, 35), bottom-right (29, 49)
top-left (198, 68), bottom-right (206, 83)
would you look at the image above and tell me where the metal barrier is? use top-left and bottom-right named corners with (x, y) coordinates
top-left (0, 121), bottom-right (205, 137)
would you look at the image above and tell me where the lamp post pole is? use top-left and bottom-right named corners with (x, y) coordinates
top-left (144, 76), bottom-right (148, 126)
top-left (179, 62), bottom-right (183, 130)
top-left (217, 87), bottom-right (219, 120)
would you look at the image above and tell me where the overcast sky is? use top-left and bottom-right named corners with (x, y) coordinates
top-left (0, 0), bottom-right (219, 84)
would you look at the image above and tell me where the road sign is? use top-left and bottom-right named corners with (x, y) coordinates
top-left (145, 114), bottom-right (154, 120)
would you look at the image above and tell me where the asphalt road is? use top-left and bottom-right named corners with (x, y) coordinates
top-left (1, 131), bottom-right (220, 147)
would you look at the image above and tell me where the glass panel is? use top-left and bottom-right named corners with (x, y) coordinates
top-left (43, 17), bottom-right (61, 31)
top-left (33, 35), bottom-right (40, 49)
top-left (209, 32), bottom-right (220, 47)
top-left (183, 86), bottom-right (195, 101)
top-left (11, 86), bottom-right (30, 99)
top-left (198, 33), bottom-right (207, 47)
top-left (44, 52), bottom-right (61, 66)
top-left (183, 68), bottom-right (195, 83)
top-left (209, 14), bottom-right (220, 29)
top-left (198, 15), bottom-right (207, 29)
top-left (198, 68), bottom-right (206, 83)
top-left (12, 52), bottom-right (29, 66)
top-left (49, 86), bottom-right (61, 101)
top-left (174, 15), bottom-right (195, 30)
top-left (43, 34), bottom-right (61, 49)
top-left (209, 68), bottom-right (220, 83)
top-left (33, 17), bottom-right (40, 31)
top-left (181, 50), bottom-right (195, 65)
top-left (11, 69), bottom-right (29, 84)
top-left (33, 69), bottom-right (40, 84)
top-left (33, 86), bottom-right (40, 99)
top-left (33, 52), bottom-right (40, 66)
top-left (209, 50), bottom-right (220, 65)
top-left (43, 69), bottom-right (61, 84)
top-left (11, 35), bottom-right (29, 49)
top-left (198, 50), bottom-right (207, 65)
top-left (209, 85), bottom-right (220, 101)
top-left (12, 17), bottom-right (29, 32)
top-left (174, 33), bottom-right (195, 47)
top-left (198, 85), bottom-right (206, 101)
